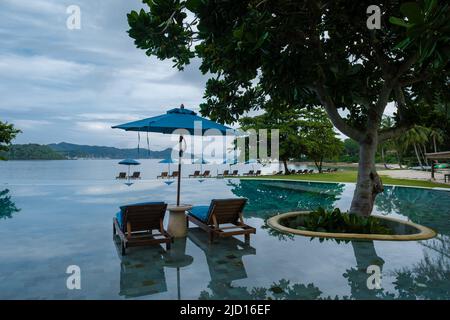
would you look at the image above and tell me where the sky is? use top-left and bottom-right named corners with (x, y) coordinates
top-left (0, 0), bottom-right (396, 150)
top-left (0, 0), bottom-right (211, 150)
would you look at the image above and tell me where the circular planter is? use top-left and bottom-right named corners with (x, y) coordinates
top-left (267, 211), bottom-right (437, 241)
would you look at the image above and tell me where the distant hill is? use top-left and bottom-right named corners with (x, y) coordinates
top-left (48, 142), bottom-right (172, 159)
top-left (3, 144), bottom-right (66, 160)
top-left (1, 142), bottom-right (174, 160)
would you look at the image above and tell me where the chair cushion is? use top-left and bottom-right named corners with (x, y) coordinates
top-left (116, 211), bottom-right (124, 230)
top-left (188, 205), bottom-right (210, 222)
top-left (117, 202), bottom-right (166, 230)
top-left (119, 201), bottom-right (165, 211)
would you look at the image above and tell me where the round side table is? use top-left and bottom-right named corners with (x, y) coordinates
top-left (167, 204), bottom-right (192, 238)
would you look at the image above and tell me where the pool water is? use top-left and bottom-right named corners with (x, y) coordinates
top-left (0, 169), bottom-right (449, 299)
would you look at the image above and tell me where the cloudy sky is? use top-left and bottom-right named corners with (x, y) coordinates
top-left (0, 0), bottom-right (211, 149)
top-left (1, 0), bottom-right (397, 150)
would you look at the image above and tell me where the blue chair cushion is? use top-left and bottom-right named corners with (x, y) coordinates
top-left (116, 202), bottom-right (166, 230)
top-left (116, 211), bottom-right (124, 230)
top-left (188, 205), bottom-right (211, 222)
top-left (119, 201), bottom-right (165, 211)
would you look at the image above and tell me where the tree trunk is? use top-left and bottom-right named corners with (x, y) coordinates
top-left (350, 134), bottom-right (384, 216)
top-left (397, 151), bottom-right (403, 169)
top-left (283, 159), bottom-right (290, 175)
top-left (381, 147), bottom-right (389, 169)
top-left (422, 144), bottom-right (429, 166)
top-left (413, 143), bottom-right (423, 169)
top-left (314, 159), bottom-right (323, 173)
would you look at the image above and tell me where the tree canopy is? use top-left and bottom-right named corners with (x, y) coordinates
top-left (127, 0), bottom-right (449, 216)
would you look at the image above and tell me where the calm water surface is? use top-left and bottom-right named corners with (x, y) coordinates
top-left (0, 160), bottom-right (449, 299)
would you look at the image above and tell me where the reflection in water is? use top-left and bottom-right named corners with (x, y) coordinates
top-left (229, 180), bottom-right (345, 217)
top-left (343, 241), bottom-right (393, 300)
top-left (189, 228), bottom-right (322, 300)
top-left (0, 189), bottom-right (20, 220)
top-left (114, 237), bottom-right (194, 299)
top-left (376, 186), bottom-right (450, 235)
top-left (116, 244), bottom-right (169, 298)
top-left (394, 235), bottom-right (450, 300)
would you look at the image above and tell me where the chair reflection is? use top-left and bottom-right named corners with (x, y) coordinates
top-left (188, 227), bottom-right (256, 299)
top-left (114, 237), bottom-right (193, 299)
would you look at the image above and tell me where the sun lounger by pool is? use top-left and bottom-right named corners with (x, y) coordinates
top-left (308, 169), bottom-right (314, 174)
top-left (231, 170), bottom-right (239, 176)
top-left (113, 202), bottom-right (172, 254)
top-left (243, 170), bottom-right (254, 176)
top-left (116, 172), bottom-right (127, 179)
top-left (276, 171), bottom-right (283, 175)
top-left (130, 171), bottom-right (141, 179)
top-left (189, 170), bottom-right (200, 178)
top-left (157, 172), bottom-right (168, 179)
top-left (187, 198), bottom-right (256, 243)
top-left (217, 170), bottom-right (229, 177)
top-left (201, 170), bottom-right (211, 178)
top-left (255, 170), bottom-right (261, 176)
top-left (169, 171), bottom-right (179, 178)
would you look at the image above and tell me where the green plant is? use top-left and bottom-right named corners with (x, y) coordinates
top-left (281, 208), bottom-right (393, 235)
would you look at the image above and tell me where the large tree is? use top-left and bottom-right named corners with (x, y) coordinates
top-left (127, 0), bottom-right (449, 215)
top-left (239, 107), bottom-right (305, 174)
top-left (299, 109), bottom-right (344, 173)
top-left (0, 121), bottom-right (20, 160)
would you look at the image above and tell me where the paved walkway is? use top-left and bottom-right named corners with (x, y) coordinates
top-left (378, 169), bottom-right (450, 185)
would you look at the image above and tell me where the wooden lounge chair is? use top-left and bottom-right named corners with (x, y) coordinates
top-left (130, 171), bottom-right (141, 179)
top-left (157, 172), bottom-right (168, 179)
top-left (231, 170), bottom-right (239, 176)
top-left (217, 170), bottom-right (229, 177)
top-left (243, 170), bottom-right (254, 176)
top-left (169, 171), bottom-right (179, 178)
top-left (189, 170), bottom-right (200, 178)
top-left (187, 198), bottom-right (256, 243)
top-left (116, 172), bottom-right (126, 179)
top-left (201, 170), bottom-right (211, 178)
top-left (113, 202), bottom-right (172, 254)
top-left (255, 170), bottom-right (261, 176)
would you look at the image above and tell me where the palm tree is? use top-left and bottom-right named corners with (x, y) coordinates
top-left (399, 126), bottom-right (431, 170)
top-left (429, 128), bottom-right (444, 153)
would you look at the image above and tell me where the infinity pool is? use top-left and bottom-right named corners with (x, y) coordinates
top-left (0, 178), bottom-right (449, 299)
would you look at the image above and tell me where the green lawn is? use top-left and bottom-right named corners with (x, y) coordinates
top-left (240, 171), bottom-right (450, 189)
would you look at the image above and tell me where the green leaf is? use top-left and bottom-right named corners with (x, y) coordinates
top-left (185, 0), bottom-right (201, 12)
top-left (400, 2), bottom-right (424, 24)
top-left (389, 17), bottom-right (411, 28)
top-left (254, 32), bottom-right (269, 49)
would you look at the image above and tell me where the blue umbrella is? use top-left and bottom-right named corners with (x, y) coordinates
top-left (113, 104), bottom-right (235, 205)
top-left (118, 159), bottom-right (140, 185)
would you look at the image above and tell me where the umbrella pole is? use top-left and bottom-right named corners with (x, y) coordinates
top-left (177, 135), bottom-right (183, 206)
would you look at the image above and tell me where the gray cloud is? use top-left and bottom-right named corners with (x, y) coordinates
top-left (0, 0), bottom-right (209, 148)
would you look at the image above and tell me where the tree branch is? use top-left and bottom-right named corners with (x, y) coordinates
top-left (314, 83), bottom-right (364, 141)
top-left (395, 52), bottom-right (419, 79)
